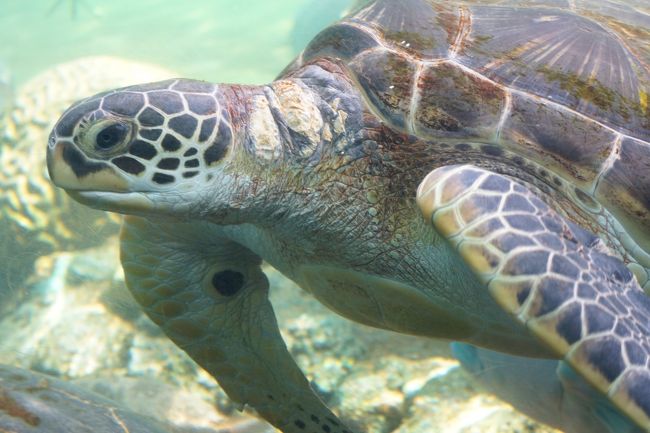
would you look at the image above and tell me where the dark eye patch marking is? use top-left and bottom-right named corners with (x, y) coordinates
top-left (184, 159), bottom-right (199, 168)
top-left (56, 99), bottom-right (101, 136)
top-left (161, 134), bottom-right (181, 151)
top-left (130, 140), bottom-right (157, 159)
top-left (112, 156), bottom-right (145, 175)
top-left (157, 158), bottom-right (180, 170)
top-left (199, 117), bottom-right (217, 142)
top-left (147, 91), bottom-right (184, 114)
top-left (183, 148), bottom-right (198, 157)
top-left (172, 80), bottom-right (216, 93)
top-left (183, 171), bottom-right (199, 178)
top-left (204, 121), bottom-right (232, 165)
top-left (103, 92), bottom-right (145, 116)
top-left (61, 141), bottom-right (105, 176)
top-left (139, 128), bottom-right (162, 141)
top-left (152, 172), bottom-right (175, 184)
top-left (185, 94), bottom-right (217, 115)
top-left (169, 114), bottom-right (198, 139)
top-left (138, 107), bottom-right (165, 127)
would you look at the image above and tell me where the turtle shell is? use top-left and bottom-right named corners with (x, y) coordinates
top-left (297, 0), bottom-right (650, 267)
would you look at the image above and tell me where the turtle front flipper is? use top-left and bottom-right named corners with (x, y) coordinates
top-left (416, 165), bottom-right (650, 431)
top-left (120, 216), bottom-right (356, 433)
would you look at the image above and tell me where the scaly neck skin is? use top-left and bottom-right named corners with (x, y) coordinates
top-left (201, 60), bottom-right (369, 227)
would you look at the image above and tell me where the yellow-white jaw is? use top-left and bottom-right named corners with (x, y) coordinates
top-left (47, 141), bottom-right (155, 213)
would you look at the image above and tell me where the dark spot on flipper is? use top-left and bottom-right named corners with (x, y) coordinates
top-left (157, 158), bottom-right (180, 170)
top-left (56, 99), bottom-right (100, 136)
top-left (148, 90), bottom-right (184, 114)
top-left (183, 171), bottom-right (199, 179)
top-left (152, 172), bottom-right (175, 185)
top-left (310, 415), bottom-right (319, 423)
top-left (130, 140), bottom-right (157, 160)
top-left (162, 134), bottom-right (181, 151)
top-left (211, 270), bottom-right (244, 296)
top-left (184, 159), bottom-right (199, 168)
top-left (184, 148), bottom-right (198, 157)
top-left (139, 128), bottom-right (162, 141)
top-left (455, 143), bottom-right (471, 152)
top-left (582, 338), bottom-right (625, 382)
top-left (169, 114), bottom-right (198, 139)
top-left (102, 92), bottom-right (144, 116)
top-left (138, 107), bottom-right (165, 127)
top-left (112, 156), bottom-right (145, 175)
top-left (322, 423), bottom-right (331, 432)
top-left (61, 142), bottom-right (105, 177)
top-left (294, 419), bottom-right (306, 429)
top-left (556, 303), bottom-right (582, 345)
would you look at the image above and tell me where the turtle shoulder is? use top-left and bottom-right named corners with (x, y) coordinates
top-left (294, 0), bottom-right (650, 262)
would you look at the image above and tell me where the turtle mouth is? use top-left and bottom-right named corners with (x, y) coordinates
top-left (67, 190), bottom-right (154, 214)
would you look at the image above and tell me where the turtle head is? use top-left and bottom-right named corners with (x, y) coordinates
top-left (47, 79), bottom-right (238, 217)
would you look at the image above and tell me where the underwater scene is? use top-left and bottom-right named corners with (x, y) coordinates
top-left (2, 0), bottom-right (650, 432)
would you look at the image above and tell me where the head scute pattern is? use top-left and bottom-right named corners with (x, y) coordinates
top-left (50, 79), bottom-right (233, 189)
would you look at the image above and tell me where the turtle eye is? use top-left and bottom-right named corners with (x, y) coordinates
top-left (96, 123), bottom-right (128, 150)
top-left (80, 118), bottom-right (132, 157)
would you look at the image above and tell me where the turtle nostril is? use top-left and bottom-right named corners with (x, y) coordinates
top-left (96, 123), bottom-right (128, 150)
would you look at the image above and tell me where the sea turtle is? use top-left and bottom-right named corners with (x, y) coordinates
top-left (46, 0), bottom-right (650, 431)
top-left (0, 56), bottom-right (174, 296)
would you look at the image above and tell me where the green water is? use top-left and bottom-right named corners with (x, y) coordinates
top-left (0, 0), bottom-right (341, 86)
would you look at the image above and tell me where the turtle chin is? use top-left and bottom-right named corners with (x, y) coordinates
top-left (67, 190), bottom-right (155, 215)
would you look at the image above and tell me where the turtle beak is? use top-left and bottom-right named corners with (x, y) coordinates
top-left (46, 133), bottom-right (130, 193)
top-left (47, 133), bottom-right (154, 214)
